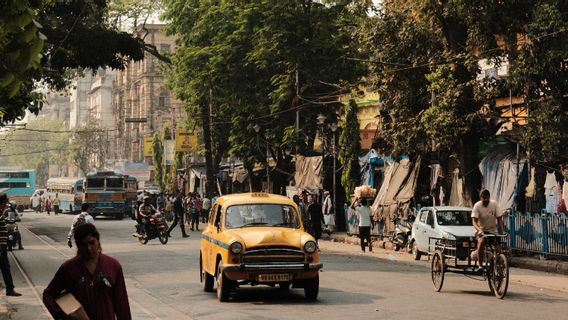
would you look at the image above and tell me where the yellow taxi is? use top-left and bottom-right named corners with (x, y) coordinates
top-left (200, 193), bottom-right (322, 301)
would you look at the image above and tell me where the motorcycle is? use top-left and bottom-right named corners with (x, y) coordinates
top-left (6, 218), bottom-right (23, 251)
top-left (134, 212), bottom-right (169, 245)
top-left (391, 215), bottom-right (414, 252)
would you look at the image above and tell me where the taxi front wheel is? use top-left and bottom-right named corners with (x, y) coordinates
top-left (304, 274), bottom-right (319, 300)
top-left (216, 263), bottom-right (230, 302)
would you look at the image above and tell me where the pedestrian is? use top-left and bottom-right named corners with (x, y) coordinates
top-left (43, 224), bottom-right (132, 320)
top-left (0, 193), bottom-right (22, 296)
top-left (322, 190), bottom-right (334, 235)
top-left (355, 198), bottom-right (373, 252)
top-left (45, 196), bottom-right (52, 215)
top-left (67, 203), bottom-right (95, 248)
top-left (39, 193), bottom-right (45, 213)
top-left (201, 195), bottom-right (211, 223)
top-left (156, 193), bottom-right (165, 211)
top-left (52, 193), bottom-right (61, 215)
top-left (167, 190), bottom-right (189, 238)
top-left (307, 194), bottom-right (324, 245)
top-left (190, 193), bottom-right (200, 231)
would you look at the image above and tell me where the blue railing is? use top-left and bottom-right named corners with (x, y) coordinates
top-left (505, 212), bottom-right (568, 257)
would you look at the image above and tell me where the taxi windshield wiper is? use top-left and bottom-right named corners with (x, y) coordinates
top-left (241, 222), bottom-right (268, 227)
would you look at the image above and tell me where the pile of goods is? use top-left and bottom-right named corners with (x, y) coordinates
top-left (354, 185), bottom-right (377, 198)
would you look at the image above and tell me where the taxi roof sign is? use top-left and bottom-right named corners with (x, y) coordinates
top-left (250, 192), bottom-right (269, 197)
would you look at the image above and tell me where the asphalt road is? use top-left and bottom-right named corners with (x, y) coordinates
top-left (5, 211), bottom-right (568, 320)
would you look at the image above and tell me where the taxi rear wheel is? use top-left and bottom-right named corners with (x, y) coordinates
top-left (304, 274), bottom-right (319, 300)
top-left (216, 263), bottom-right (230, 302)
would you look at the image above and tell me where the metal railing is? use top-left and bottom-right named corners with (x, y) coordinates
top-left (505, 212), bottom-right (568, 257)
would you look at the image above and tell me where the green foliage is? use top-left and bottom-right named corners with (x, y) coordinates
top-left (0, 117), bottom-right (70, 186)
top-left (338, 100), bottom-right (361, 198)
top-left (0, 0), bottom-right (145, 125)
top-left (163, 0), bottom-right (367, 177)
top-left (152, 132), bottom-right (164, 191)
top-left (69, 118), bottom-right (108, 176)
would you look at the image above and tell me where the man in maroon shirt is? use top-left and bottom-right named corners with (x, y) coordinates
top-left (43, 224), bottom-right (131, 320)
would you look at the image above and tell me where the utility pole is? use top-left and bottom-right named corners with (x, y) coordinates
top-left (295, 67), bottom-right (300, 148)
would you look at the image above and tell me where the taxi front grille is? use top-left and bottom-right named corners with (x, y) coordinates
top-left (242, 246), bottom-right (305, 263)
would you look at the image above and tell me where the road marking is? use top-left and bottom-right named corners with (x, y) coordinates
top-left (9, 252), bottom-right (52, 318)
top-left (17, 224), bottom-right (163, 320)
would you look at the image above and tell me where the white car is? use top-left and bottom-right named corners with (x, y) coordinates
top-left (410, 206), bottom-right (475, 260)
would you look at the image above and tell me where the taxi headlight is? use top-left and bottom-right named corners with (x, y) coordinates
top-left (304, 240), bottom-right (317, 253)
top-left (229, 241), bottom-right (243, 255)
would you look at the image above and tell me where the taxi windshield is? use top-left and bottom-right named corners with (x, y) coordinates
top-left (225, 204), bottom-right (300, 229)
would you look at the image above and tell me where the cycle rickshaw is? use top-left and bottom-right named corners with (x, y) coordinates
top-left (429, 234), bottom-right (510, 299)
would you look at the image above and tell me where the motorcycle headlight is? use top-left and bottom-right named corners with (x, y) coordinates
top-left (229, 241), bottom-right (243, 255)
top-left (304, 240), bottom-right (317, 253)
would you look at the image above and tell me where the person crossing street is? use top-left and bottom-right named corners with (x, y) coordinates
top-left (167, 190), bottom-right (189, 238)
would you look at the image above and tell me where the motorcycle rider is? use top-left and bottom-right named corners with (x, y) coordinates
top-left (4, 202), bottom-right (23, 250)
top-left (138, 196), bottom-right (158, 238)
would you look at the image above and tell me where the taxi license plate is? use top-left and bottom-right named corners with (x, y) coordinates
top-left (257, 274), bottom-right (291, 282)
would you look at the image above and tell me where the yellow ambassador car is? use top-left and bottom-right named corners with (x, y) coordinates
top-left (200, 193), bottom-right (322, 301)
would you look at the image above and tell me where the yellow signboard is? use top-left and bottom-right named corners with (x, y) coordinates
top-left (175, 131), bottom-right (198, 152)
top-left (143, 136), bottom-right (153, 157)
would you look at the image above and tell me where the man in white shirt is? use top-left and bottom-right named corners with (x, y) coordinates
top-left (471, 189), bottom-right (505, 269)
top-left (322, 191), bottom-right (334, 234)
top-left (355, 198), bottom-right (373, 252)
top-left (67, 203), bottom-right (94, 248)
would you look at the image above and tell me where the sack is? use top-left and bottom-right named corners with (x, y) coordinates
top-left (323, 214), bottom-right (335, 226)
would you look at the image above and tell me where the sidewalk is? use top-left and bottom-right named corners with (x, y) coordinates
top-left (0, 292), bottom-right (13, 320)
top-left (320, 232), bottom-right (568, 292)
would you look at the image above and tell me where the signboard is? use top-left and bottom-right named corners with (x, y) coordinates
top-left (164, 140), bottom-right (174, 165)
top-left (175, 131), bottom-right (198, 152)
top-left (122, 162), bottom-right (150, 182)
top-left (143, 137), bottom-right (153, 157)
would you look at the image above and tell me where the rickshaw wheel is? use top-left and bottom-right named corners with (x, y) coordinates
top-left (431, 250), bottom-right (445, 292)
top-left (491, 253), bottom-right (509, 299)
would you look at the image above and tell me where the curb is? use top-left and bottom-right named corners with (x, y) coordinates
top-left (324, 233), bottom-right (568, 275)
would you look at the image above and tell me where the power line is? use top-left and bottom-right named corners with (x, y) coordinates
top-left (0, 148), bottom-right (65, 157)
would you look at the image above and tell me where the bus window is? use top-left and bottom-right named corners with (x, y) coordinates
top-left (106, 178), bottom-right (123, 189)
top-left (86, 178), bottom-right (104, 188)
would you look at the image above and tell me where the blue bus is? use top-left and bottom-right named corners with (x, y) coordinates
top-left (46, 178), bottom-right (84, 213)
top-left (124, 176), bottom-right (138, 217)
top-left (0, 169), bottom-right (35, 212)
top-left (84, 171), bottom-right (127, 219)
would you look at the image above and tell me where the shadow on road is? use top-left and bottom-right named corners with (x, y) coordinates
top-left (215, 285), bottom-right (382, 305)
top-left (448, 290), bottom-right (568, 303)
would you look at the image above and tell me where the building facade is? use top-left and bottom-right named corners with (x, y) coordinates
top-left (112, 24), bottom-right (183, 163)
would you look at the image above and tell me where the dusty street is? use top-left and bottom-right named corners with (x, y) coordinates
top-left (5, 211), bottom-right (568, 320)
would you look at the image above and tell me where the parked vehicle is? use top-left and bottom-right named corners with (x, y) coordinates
top-left (391, 215), bottom-right (414, 252)
top-left (200, 193), bottom-right (322, 302)
top-left (29, 188), bottom-right (46, 211)
top-left (410, 206), bottom-right (475, 260)
top-left (134, 212), bottom-right (169, 245)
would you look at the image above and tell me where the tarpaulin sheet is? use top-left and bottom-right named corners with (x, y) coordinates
top-left (448, 169), bottom-right (465, 206)
top-left (231, 167), bottom-right (249, 184)
top-left (479, 145), bottom-right (527, 211)
top-left (371, 157), bottom-right (421, 233)
top-left (294, 155), bottom-right (323, 190)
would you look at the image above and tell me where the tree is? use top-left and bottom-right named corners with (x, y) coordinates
top-left (363, 1), bottom-right (568, 203)
top-left (151, 132), bottom-right (164, 191)
top-left (69, 118), bottom-right (108, 176)
top-left (163, 0), bottom-right (367, 193)
top-left (339, 100), bottom-right (361, 199)
top-left (0, 117), bottom-right (70, 185)
top-left (1, 0), bottom-right (145, 125)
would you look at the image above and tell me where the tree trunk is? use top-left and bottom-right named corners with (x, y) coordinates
top-left (201, 97), bottom-right (215, 197)
top-left (459, 132), bottom-right (482, 206)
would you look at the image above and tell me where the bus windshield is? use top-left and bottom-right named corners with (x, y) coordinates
top-left (86, 178), bottom-right (104, 188)
top-left (106, 178), bottom-right (124, 189)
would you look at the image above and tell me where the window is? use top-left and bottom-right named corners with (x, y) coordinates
top-left (436, 210), bottom-right (472, 226)
top-left (0, 172), bottom-right (29, 178)
top-left (419, 210), bottom-right (427, 223)
top-left (209, 205), bottom-right (218, 225)
top-left (0, 182), bottom-right (29, 188)
top-left (86, 178), bottom-right (104, 188)
top-left (224, 204), bottom-right (300, 229)
top-left (106, 178), bottom-right (124, 189)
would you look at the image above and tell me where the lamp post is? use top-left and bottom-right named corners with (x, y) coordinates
top-left (329, 122), bottom-right (338, 217)
top-left (253, 124), bottom-right (270, 192)
top-left (316, 114), bottom-right (327, 196)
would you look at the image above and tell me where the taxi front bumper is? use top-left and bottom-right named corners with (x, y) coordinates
top-left (222, 262), bottom-right (323, 272)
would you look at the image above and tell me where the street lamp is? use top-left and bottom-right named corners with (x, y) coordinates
top-left (329, 122), bottom-right (338, 218)
top-left (253, 124), bottom-right (270, 192)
